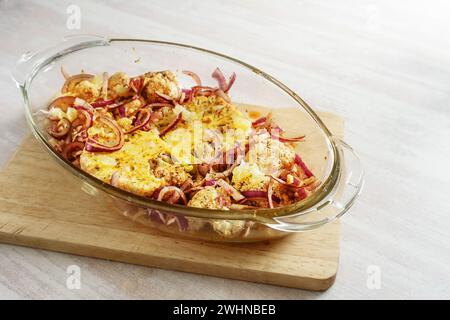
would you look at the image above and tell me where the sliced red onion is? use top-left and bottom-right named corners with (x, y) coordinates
top-left (146, 102), bottom-right (173, 109)
top-left (157, 186), bottom-right (187, 205)
top-left (180, 179), bottom-right (193, 191)
top-left (191, 86), bottom-right (216, 98)
top-left (117, 104), bottom-right (126, 118)
top-left (204, 179), bottom-right (216, 186)
top-left (241, 190), bottom-right (280, 203)
top-left (159, 112), bottom-right (182, 136)
top-left (225, 72), bottom-right (236, 92)
top-left (215, 89), bottom-right (231, 103)
top-left (178, 91), bottom-right (186, 104)
top-left (47, 118), bottom-right (71, 138)
top-left (211, 68), bottom-right (236, 93)
top-left (241, 190), bottom-right (268, 198)
top-left (294, 154), bottom-right (314, 178)
top-left (110, 171), bottom-right (120, 187)
top-left (91, 99), bottom-right (116, 108)
top-left (60, 66), bottom-right (70, 80)
top-left (129, 76), bottom-right (145, 95)
top-left (296, 187), bottom-right (308, 200)
top-left (167, 192), bottom-right (181, 204)
top-left (76, 109), bottom-right (93, 129)
top-left (252, 116), bottom-right (267, 128)
top-left (216, 179), bottom-right (244, 201)
top-left (155, 91), bottom-right (174, 101)
top-left (62, 141), bottom-right (84, 162)
top-left (182, 70), bottom-right (202, 86)
top-left (269, 174), bottom-right (305, 189)
top-left (148, 209), bottom-right (166, 224)
top-left (85, 116), bottom-right (124, 152)
top-left (48, 96), bottom-right (76, 112)
top-left (267, 182), bottom-right (274, 209)
top-left (212, 68), bottom-right (227, 91)
top-left (217, 144), bottom-right (244, 177)
top-left (174, 215), bottom-right (188, 232)
top-left (74, 97), bottom-right (94, 113)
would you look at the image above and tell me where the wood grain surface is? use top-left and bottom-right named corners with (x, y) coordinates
top-left (0, 112), bottom-right (343, 291)
top-left (0, 0), bottom-right (449, 299)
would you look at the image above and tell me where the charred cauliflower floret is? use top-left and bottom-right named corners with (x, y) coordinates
top-left (150, 158), bottom-right (192, 187)
top-left (247, 131), bottom-right (296, 174)
top-left (232, 162), bottom-right (269, 191)
top-left (72, 80), bottom-right (101, 101)
top-left (144, 71), bottom-right (180, 102)
top-left (188, 186), bottom-right (229, 210)
top-left (80, 130), bottom-right (167, 197)
top-left (108, 72), bottom-right (131, 99)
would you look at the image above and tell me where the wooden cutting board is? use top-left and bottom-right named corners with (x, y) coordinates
top-left (0, 112), bottom-right (343, 291)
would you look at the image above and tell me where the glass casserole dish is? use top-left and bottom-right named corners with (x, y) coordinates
top-left (12, 35), bottom-right (364, 242)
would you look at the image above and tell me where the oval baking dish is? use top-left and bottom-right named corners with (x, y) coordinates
top-left (12, 35), bottom-right (364, 242)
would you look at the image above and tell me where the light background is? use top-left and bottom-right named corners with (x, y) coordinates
top-left (0, 0), bottom-right (449, 299)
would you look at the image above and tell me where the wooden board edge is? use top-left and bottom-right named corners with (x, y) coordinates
top-left (0, 213), bottom-right (339, 291)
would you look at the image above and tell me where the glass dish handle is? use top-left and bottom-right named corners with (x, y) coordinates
top-left (267, 138), bottom-right (364, 232)
top-left (11, 34), bottom-right (108, 88)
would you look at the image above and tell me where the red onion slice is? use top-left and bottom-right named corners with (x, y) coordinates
top-left (62, 141), bottom-right (84, 162)
top-left (174, 215), bottom-right (188, 232)
top-left (267, 182), bottom-right (274, 209)
top-left (146, 102), bottom-right (173, 109)
top-left (252, 116), bottom-right (267, 128)
top-left (47, 118), bottom-right (71, 138)
top-left (225, 72), bottom-right (236, 92)
top-left (48, 96), bottom-right (76, 112)
top-left (211, 68), bottom-right (236, 93)
top-left (85, 116), bottom-right (124, 152)
top-left (125, 109), bottom-right (152, 134)
top-left (117, 104), bottom-right (126, 118)
top-left (296, 187), bottom-right (308, 200)
top-left (155, 91), bottom-right (174, 101)
top-left (148, 209), bottom-right (166, 224)
top-left (215, 89), bottom-right (231, 103)
top-left (110, 171), bottom-right (120, 187)
top-left (75, 109), bottom-right (93, 129)
top-left (204, 179), bottom-right (216, 186)
top-left (61, 73), bottom-right (94, 93)
top-left (294, 154), bottom-right (314, 178)
top-left (74, 97), bottom-right (94, 113)
top-left (241, 190), bottom-right (268, 198)
top-left (130, 76), bottom-right (145, 95)
top-left (241, 190), bottom-right (280, 203)
top-left (211, 68), bottom-right (227, 91)
top-left (159, 112), bottom-right (182, 136)
top-left (91, 99), bottom-right (116, 108)
top-left (60, 66), bottom-right (70, 80)
top-left (269, 175), bottom-right (306, 189)
top-left (157, 186), bottom-right (187, 205)
top-left (182, 70), bottom-right (202, 86)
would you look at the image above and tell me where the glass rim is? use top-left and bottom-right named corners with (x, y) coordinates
top-left (19, 37), bottom-right (342, 223)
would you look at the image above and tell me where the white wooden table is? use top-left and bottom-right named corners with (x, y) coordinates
top-left (1, 0), bottom-right (449, 299)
